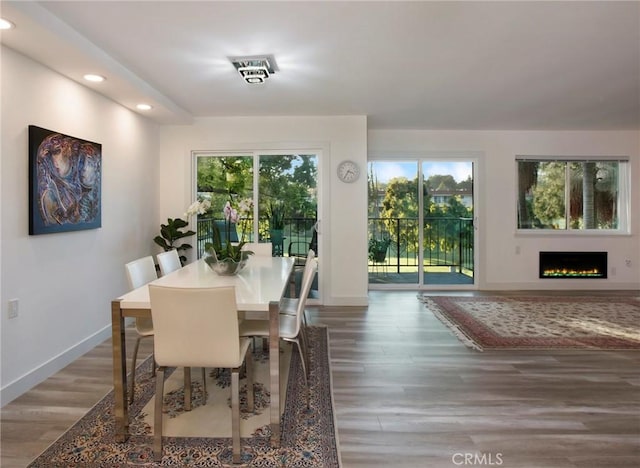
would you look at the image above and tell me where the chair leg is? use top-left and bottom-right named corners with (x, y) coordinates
top-left (201, 367), bottom-right (207, 404)
top-left (298, 329), bottom-right (311, 377)
top-left (231, 366), bottom-right (241, 464)
top-left (293, 339), bottom-right (310, 408)
top-left (184, 367), bottom-right (192, 411)
top-left (246, 350), bottom-right (254, 413)
top-left (294, 339), bottom-right (309, 388)
top-left (154, 367), bottom-right (166, 462)
top-left (129, 336), bottom-right (155, 404)
top-left (129, 336), bottom-right (142, 404)
top-left (299, 320), bottom-right (310, 351)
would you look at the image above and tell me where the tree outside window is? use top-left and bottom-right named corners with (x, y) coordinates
top-left (517, 158), bottom-right (626, 231)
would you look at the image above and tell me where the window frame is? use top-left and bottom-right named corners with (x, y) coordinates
top-left (515, 155), bottom-right (631, 236)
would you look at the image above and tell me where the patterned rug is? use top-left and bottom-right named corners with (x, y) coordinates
top-left (28, 326), bottom-right (340, 467)
top-left (420, 295), bottom-right (640, 351)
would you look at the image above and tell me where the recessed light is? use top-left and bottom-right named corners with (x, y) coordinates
top-left (84, 74), bottom-right (105, 82)
top-left (0, 18), bottom-right (15, 30)
top-left (136, 104), bottom-right (152, 111)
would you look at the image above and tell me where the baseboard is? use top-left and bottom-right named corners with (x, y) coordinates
top-left (325, 296), bottom-right (368, 307)
top-left (0, 325), bottom-right (112, 407)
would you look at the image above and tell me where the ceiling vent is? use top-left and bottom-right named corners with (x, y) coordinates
top-left (229, 55), bottom-right (278, 84)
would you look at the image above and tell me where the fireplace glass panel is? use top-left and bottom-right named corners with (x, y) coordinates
top-left (539, 251), bottom-right (607, 279)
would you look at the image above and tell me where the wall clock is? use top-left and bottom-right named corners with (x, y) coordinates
top-left (337, 160), bottom-right (360, 183)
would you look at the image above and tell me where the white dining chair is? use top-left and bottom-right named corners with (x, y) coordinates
top-left (282, 249), bottom-right (316, 327)
top-left (149, 285), bottom-right (254, 463)
top-left (241, 242), bottom-right (272, 257)
top-left (240, 257), bottom-right (317, 389)
top-left (156, 249), bottom-right (182, 276)
top-left (124, 255), bottom-right (158, 404)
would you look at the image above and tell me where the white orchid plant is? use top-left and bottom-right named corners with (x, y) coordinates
top-left (184, 199), bottom-right (212, 218)
top-left (206, 198), bottom-right (254, 262)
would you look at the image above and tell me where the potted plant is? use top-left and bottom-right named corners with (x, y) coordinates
top-left (204, 198), bottom-right (254, 275)
top-left (368, 237), bottom-right (391, 262)
top-left (154, 199), bottom-right (211, 266)
top-left (153, 218), bottom-right (196, 266)
top-left (268, 202), bottom-right (286, 255)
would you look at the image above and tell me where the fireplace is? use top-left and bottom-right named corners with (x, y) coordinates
top-left (539, 251), bottom-right (607, 279)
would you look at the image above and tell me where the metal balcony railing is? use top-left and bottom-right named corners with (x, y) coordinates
top-left (196, 217), bottom-right (317, 259)
top-left (369, 216), bottom-right (474, 274)
top-left (196, 216), bottom-right (474, 276)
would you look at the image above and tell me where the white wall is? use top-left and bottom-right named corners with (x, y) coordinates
top-left (1, 47), bottom-right (160, 405)
top-left (158, 116), bottom-right (369, 306)
top-left (369, 129), bottom-right (640, 290)
top-left (2, 49), bottom-right (636, 406)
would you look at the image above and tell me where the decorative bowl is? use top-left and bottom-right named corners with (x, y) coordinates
top-left (203, 248), bottom-right (252, 276)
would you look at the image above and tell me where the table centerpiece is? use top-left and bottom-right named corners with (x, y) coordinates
top-left (200, 198), bottom-right (254, 275)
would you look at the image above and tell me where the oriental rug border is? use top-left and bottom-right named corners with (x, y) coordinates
top-left (420, 295), bottom-right (640, 351)
top-left (28, 326), bottom-right (340, 467)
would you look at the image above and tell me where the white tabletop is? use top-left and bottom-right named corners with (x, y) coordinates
top-left (118, 256), bottom-right (295, 311)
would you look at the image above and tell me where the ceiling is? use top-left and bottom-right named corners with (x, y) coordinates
top-left (2, 1), bottom-right (639, 130)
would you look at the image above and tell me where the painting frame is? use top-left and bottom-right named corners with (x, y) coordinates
top-left (28, 125), bottom-right (102, 235)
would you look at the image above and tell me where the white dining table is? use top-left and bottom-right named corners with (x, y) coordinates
top-left (111, 255), bottom-right (295, 446)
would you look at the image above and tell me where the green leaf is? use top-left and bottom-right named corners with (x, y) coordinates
top-left (154, 217), bottom-right (195, 252)
top-left (153, 235), bottom-right (170, 250)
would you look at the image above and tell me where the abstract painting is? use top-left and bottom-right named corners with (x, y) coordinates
top-left (29, 126), bottom-right (102, 235)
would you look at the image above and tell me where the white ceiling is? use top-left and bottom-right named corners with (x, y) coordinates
top-left (2, 1), bottom-right (639, 130)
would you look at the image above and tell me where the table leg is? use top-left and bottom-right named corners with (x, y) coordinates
top-left (111, 300), bottom-right (129, 442)
top-left (269, 300), bottom-right (280, 446)
top-left (184, 367), bottom-right (192, 411)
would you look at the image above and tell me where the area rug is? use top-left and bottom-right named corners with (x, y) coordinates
top-left (420, 295), bottom-right (640, 351)
top-left (28, 326), bottom-right (340, 467)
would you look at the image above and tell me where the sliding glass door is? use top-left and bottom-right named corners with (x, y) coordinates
top-left (194, 151), bottom-right (320, 301)
top-left (368, 158), bottom-right (475, 288)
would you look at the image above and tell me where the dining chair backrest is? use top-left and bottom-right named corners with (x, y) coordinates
top-left (295, 257), bottom-right (318, 332)
top-left (149, 285), bottom-right (242, 369)
top-left (241, 242), bottom-right (272, 257)
top-left (156, 249), bottom-right (182, 276)
top-left (215, 220), bottom-right (239, 243)
top-left (125, 255), bottom-right (158, 290)
top-left (300, 249), bottom-right (316, 285)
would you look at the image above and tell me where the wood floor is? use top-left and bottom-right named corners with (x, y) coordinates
top-left (2, 291), bottom-right (639, 467)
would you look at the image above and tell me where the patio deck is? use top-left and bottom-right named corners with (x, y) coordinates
top-left (368, 270), bottom-right (474, 285)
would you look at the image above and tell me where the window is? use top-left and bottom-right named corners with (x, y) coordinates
top-left (517, 157), bottom-right (629, 232)
top-left (193, 150), bottom-right (320, 301)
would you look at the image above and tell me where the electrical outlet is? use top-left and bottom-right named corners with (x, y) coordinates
top-left (8, 299), bottom-right (18, 319)
top-left (625, 259), bottom-right (632, 267)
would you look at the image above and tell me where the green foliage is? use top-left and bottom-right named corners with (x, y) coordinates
top-left (196, 154), bottom-right (318, 226)
top-left (368, 237), bottom-right (390, 261)
top-left (368, 168), bottom-right (473, 258)
top-left (524, 161), bottom-right (618, 230)
top-left (204, 223), bottom-right (247, 262)
top-left (259, 155), bottom-right (317, 219)
top-left (204, 199), bottom-right (253, 262)
top-left (532, 162), bottom-right (566, 228)
top-left (268, 201), bottom-right (286, 230)
top-left (153, 218), bottom-right (195, 264)
top-left (425, 174), bottom-right (457, 191)
top-left (197, 156), bottom-right (253, 199)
